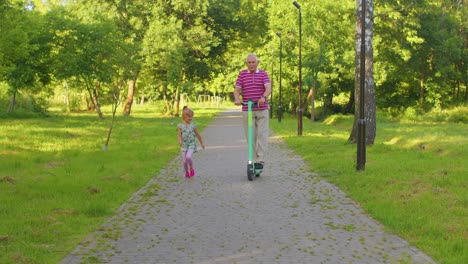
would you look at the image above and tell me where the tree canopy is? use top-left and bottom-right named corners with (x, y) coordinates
top-left (0, 0), bottom-right (466, 116)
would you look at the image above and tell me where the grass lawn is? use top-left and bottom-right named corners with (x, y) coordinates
top-left (0, 104), bottom-right (225, 264)
top-left (0, 104), bottom-right (466, 264)
top-left (270, 111), bottom-right (467, 264)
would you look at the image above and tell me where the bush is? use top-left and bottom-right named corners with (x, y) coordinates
top-left (379, 106), bottom-right (468, 124)
top-left (0, 91), bottom-right (50, 117)
top-left (403, 107), bottom-right (425, 120)
top-left (446, 107), bottom-right (468, 123)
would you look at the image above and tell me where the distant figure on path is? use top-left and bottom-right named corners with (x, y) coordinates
top-left (234, 53), bottom-right (271, 167)
top-left (177, 106), bottom-right (205, 178)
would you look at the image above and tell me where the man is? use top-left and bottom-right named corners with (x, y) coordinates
top-left (234, 53), bottom-right (272, 166)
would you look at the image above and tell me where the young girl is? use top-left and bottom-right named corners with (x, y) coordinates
top-left (177, 106), bottom-right (205, 178)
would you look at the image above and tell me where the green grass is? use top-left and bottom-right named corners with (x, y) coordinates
top-left (0, 104), bottom-right (226, 264)
top-left (1, 104), bottom-right (466, 264)
top-left (270, 111), bottom-right (467, 264)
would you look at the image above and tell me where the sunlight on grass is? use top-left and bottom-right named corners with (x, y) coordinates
top-left (0, 104), bottom-right (224, 264)
top-left (384, 136), bottom-right (402, 145)
top-left (270, 112), bottom-right (467, 264)
top-left (1, 105), bottom-right (465, 263)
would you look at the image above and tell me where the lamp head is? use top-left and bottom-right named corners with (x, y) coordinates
top-left (292, 1), bottom-right (301, 9)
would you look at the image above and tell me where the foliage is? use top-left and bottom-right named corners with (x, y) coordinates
top-left (2, 0), bottom-right (465, 115)
top-left (380, 105), bottom-right (468, 124)
top-left (0, 2), bottom-right (53, 106)
top-left (374, 0), bottom-right (467, 109)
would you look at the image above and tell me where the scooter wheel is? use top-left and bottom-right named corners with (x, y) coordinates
top-left (254, 163), bottom-right (262, 177)
top-left (247, 164), bottom-right (254, 181)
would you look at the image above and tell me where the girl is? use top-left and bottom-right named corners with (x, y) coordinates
top-left (177, 106), bottom-right (205, 178)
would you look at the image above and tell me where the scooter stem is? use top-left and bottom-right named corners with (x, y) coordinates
top-left (247, 101), bottom-right (253, 164)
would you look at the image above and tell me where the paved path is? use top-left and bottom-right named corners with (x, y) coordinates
top-left (62, 109), bottom-right (436, 264)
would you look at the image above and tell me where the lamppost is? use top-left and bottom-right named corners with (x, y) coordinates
top-left (357, 0), bottom-right (366, 171)
top-left (270, 46), bottom-right (274, 119)
top-left (276, 32), bottom-right (283, 122)
top-left (292, 1), bottom-right (302, 136)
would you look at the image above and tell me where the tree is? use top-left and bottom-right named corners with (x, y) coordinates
top-left (411, 0), bottom-right (466, 108)
top-left (144, 0), bottom-right (218, 116)
top-left (0, 1), bottom-right (53, 113)
top-left (267, 0), bottom-right (356, 119)
top-left (204, 0), bottom-right (262, 99)
top-left (349, 0), bottom-right (376, 144)
top-left (373, 0), bottom-right (467, 110)
top-left (301, 0), bottom-right (355, 118)
top-left (49, 7), bottom-right (127, 118)
top-left (75, 0), bottom-right (152, 116)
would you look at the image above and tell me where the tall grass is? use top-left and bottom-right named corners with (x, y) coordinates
top-left (0, 104), bottom-right (225, 264)
top-left (270, 109), bottom-right (467, 264)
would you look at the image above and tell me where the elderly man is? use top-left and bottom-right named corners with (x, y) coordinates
top-left (234, 53), bottom-right (272, 167)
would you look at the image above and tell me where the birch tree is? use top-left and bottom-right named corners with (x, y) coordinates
top-left (349, 0), bottom-right (376, 144)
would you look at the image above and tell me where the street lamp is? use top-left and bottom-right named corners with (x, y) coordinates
top-left (357, 0), bottom-right (366, 170)
top-left (276, 32), bottom-right (283, 122)
top-left (292, 1), bottom-right (302, 136)
top-left (270, 46), bottom-right (274, 119)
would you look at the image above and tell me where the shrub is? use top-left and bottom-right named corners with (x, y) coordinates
top-left (446, 107), bottom-right (468, 123)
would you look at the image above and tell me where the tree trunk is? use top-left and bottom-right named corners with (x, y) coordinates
top-left (84, 83), bottom-right (102, 118)
top-left (93, 81), bottom-right (104, 119)
top-left (345, 89), bottom-right (355, 114)
top-left (452, 80), bottom-right (457, 102)
top-left (7, 91), bottom-right (16, 113)
top-left (85, 88), bottom-right (95, 111)
top-left (64, 81), bottom-right (70, 113)
top-left (123, 79), bottom-right (136, 115)
top-left (162, 84), bottom-right (171, 115)
top-left (349, 0), bottom-right (376, 145)
top-left (323, 93), bottom-right (333, 116)
top-left (86, 96), bottom-right (94, 111)
top-left (291, 102), bottom-right (297, 116)
top-left (103, 90), bottom-right (120, 151)
top-left (463, 79), bottom-right (468, 103)
top-left (419, 72), bottom-right (425, 109)
top-left (174, 85), bottom-right (181, 117)
top-left (307, 85), bottom-right (315, 122)
top-left (174, 70), bottom-right (185, 118)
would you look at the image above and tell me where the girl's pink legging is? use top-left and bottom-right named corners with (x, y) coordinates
top-left (181, 149), bottom-right (194, 172)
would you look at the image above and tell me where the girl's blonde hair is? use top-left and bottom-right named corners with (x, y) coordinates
top-left (182, 106), bottom-right (194, 118)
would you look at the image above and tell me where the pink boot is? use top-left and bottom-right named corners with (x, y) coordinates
top-left (185, 171), bottom-right (190, 178)
top-left (190, 169), bottom-right (195, 177)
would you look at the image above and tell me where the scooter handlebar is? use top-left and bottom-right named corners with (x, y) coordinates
top-left (241, 100), bottom-right (259, 106)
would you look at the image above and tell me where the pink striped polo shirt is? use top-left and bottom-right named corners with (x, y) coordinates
top-left (235, 69), bottom-right (271, 111)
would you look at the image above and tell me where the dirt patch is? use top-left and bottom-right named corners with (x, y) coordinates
top-left (53, 209), bottom-right (74, 215)
top-left (1, 176), bottom-right (16, 184)
top-left (43, 161), bottom-right (65, 169)
top-left (87, 186), bottom-right (101, 194)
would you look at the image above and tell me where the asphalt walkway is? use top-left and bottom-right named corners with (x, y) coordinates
top-left (62, 109), bottom-right (436, 264)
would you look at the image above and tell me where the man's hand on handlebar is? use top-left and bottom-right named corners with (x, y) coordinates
top-left (258, 96), bottom-right (266, 107)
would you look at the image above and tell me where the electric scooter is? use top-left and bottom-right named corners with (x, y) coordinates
top-left (241, 101), bottom-right (263, 181)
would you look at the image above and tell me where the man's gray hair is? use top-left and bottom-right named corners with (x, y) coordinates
top-left (245, 53), bottom-right (258, 63)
